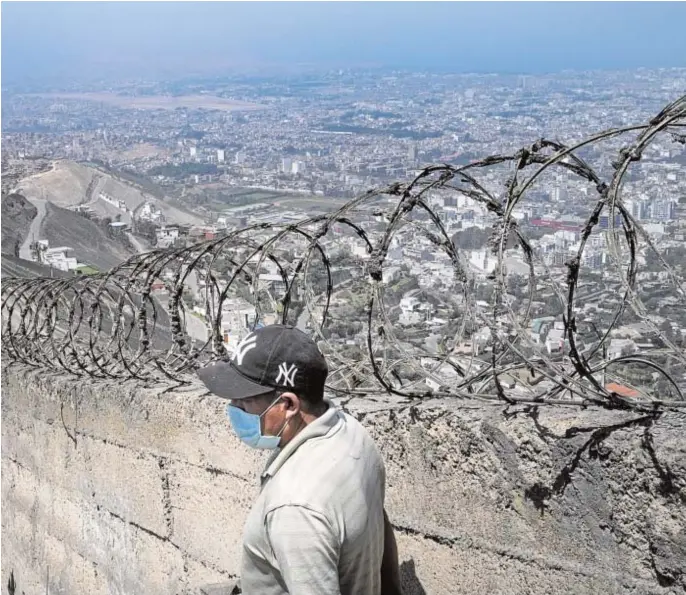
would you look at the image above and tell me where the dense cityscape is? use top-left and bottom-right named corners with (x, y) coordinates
top-left (2, 67), bottom-right (685, 400)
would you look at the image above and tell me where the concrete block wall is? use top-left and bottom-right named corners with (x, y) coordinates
top-left (2, 365), bottom-right (685, 594)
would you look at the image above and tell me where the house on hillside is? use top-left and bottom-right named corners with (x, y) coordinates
top-left (139, 202), bottom-right (162, 222)
top-left (156, 226), bottom-right (179, 248)
top-left (219, 298), bottom-right (258, 352)
top-left (531, 316), bottom-right (556, 344)
top-left (258, 273), bottom-right (287, 296)
top-left (109, 221), bottom-right (129, 236)
top-left (150, 279), bottom-right (166, 292)
top-left (608, 339), bottom-right (638, 360)
top-left (43, 246), bottom-right (78, 272)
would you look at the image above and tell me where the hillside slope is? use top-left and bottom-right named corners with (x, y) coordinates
top-left (1, 193), bottom-right (37, 254)
top-left (15, 160), bottom-right (203, 225)
top-left (42, 203), bottom-right (136, 271)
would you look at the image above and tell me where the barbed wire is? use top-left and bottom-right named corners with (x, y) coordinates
top-left (3, 95), bottom-right (686, 413)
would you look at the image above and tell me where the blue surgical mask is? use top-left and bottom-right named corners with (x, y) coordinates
top-left (226, 395), bottom-right (288, 450)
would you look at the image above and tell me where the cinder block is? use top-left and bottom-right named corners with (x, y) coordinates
top-left (365, 408), bottom-right (543, 549)
top-left (43, 531), bottom-right (110, 595)
top-left (1, 457), bottom-right (39, 520)
top-left (199, 582), bottom-right (240, 595)
top-left (2, 409), bottom-right (87, 504)
top-left (90, 514), bottom-right (187, 595)
top-left (1, 496), bottom-right (39, 574)
top-left (2, 460), bottom-right (188, 595)
top-left (2, 505), bottom-right (110, 595)
top-left (168, 461), bottom-right (256, 572)
top-left (5, 369), bottom-right (268, 481)
top-left (394, 532), bottom-right (656, 595)
top-left (7, 420), bottom-right (169, 538)
top-left (73, 383), bottom-right (268, 480)
top-left (0, 539), bottom-right (48, 595)
top-left (183, 557), bottom-right (238, 595)
top-left (74, 434), bottom-right (169, 538)
top-left (5, 422), bottom-right (171, 539)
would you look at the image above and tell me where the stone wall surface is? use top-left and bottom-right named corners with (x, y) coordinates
top-left (1, 365), bottom-right (685, 595)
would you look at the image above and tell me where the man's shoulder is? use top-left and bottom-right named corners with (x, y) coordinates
top-left (309, 408), bottom-right (382, 464)
top-left (262, 411), bottom-right (383, 511)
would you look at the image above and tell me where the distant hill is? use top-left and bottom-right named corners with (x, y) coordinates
top-left (2, 158), bottom-right (204, 275)
top-left (15, 159), bottom-right (203, 226)
top-left (41, 202), bottom-right (136, 271)
top-left (1, 193), bottom-right (37, 254)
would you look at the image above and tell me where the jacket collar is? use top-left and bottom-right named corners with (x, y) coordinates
top-left (261, 398), bottom-right (342, 482)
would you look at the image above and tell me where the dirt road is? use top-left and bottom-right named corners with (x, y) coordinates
top-left (18, 198), bottom-right (46, 261)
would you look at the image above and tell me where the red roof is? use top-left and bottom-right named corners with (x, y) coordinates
top-left (605, 383), bottom-right (639, 398)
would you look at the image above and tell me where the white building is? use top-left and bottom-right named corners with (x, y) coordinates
top-left (400, 295), bottom-right (420, 312)
top-left (407, 145), bottom-right (417, 162)
top-left (650, 198), bottom-right (675, 221)
top-left (382, 266), bottom-right (401, 284)
top-left (608, 339), bottom-right (638, 360)
top-left (156, 226), bottom-right (179, 248)
top-left (99, 193), bottom-right (127, 211)
top-left (545, 327), bottom-right (565, 354)
top-left (258, 273), bottom-right (287, 296)
top-left (551, 187), bottom-right (569, 203)
top-left (218, 298), bottom-right (258, 353)
top-left (217, 149), bottom-right (225, 163)
top-left (109, 221), bottom-right (128, 233)
top-left (469, 250), bottom-right (497, 276)
top-left (139, 202), bottom-right (162, 222)
top-left (43, 247), bottom-right (79, 271)
top-left (554, 229), bottom-right (579, 246)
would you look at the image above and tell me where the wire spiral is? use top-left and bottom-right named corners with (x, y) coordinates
top-left (3, 95), bottom-right (686, 412)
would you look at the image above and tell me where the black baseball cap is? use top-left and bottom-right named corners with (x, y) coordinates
top-left (197, 324), bottom-right (328, 401)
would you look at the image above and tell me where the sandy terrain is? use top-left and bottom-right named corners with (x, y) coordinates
top-left (14, 161), bottom-right (94, 207)
top-left (30, 93), bottom-right (265, 111)
top-left (14, 160), bottom-right (204, 226)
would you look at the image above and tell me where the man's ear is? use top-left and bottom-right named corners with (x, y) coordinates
top-left (280, 392), bottom-right (301, 414)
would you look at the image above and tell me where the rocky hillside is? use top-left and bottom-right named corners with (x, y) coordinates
top-left (15, 160), bottom-right (202, 225)
top-left (1, 193), bottom-right (36, 254)
top-left (41, 203), bottom-right (136, 271)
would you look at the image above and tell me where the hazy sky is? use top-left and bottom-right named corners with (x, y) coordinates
top-left (2, 2), bottom-right (686, 84)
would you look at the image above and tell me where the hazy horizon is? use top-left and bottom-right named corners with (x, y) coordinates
top-left (3, 1), bottom-right (686, 86)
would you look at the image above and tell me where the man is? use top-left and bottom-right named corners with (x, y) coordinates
top-left (198, 324), bottom-right (401, 595)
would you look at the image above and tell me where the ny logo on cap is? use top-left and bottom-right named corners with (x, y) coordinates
top-left (233, 332), bottom-right (257, 366)
top-left (276, 362), bottom-right (297, 387)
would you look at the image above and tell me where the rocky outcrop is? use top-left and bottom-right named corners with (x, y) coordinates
top-left (1, 193), bottom-right (37, 255)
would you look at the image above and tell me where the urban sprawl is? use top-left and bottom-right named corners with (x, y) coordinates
top-left (3, 68), bottom-right (685, 399)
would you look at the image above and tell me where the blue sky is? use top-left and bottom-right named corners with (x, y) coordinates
top-left (2, 2), bottom-right (685, 83)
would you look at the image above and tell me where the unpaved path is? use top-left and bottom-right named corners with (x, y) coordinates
top-left (18, 198), bottom-right (47, 261)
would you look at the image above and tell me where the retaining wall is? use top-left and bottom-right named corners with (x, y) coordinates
top-left (2, 365), bottom-right (685, 594)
